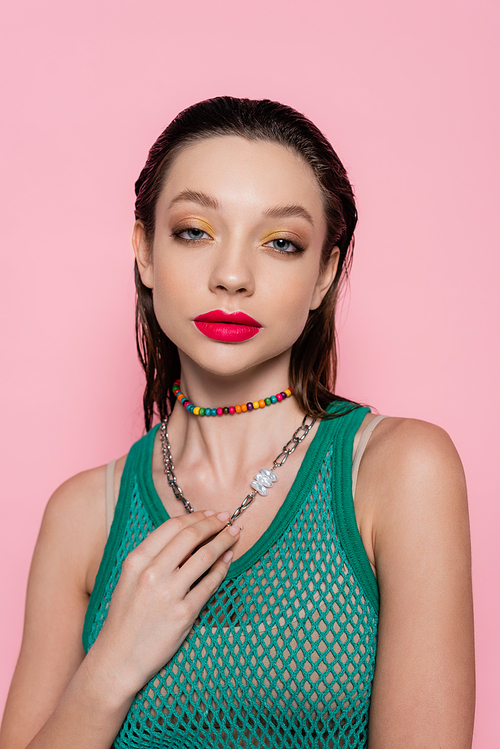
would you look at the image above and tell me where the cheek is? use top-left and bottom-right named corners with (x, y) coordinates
top-left (272, 272), bottom-right (318, 340)
top-left (150, 259), bottom-right (190, 339)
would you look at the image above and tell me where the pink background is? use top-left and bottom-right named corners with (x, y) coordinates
top-left (1, 1), bottom-right (498, 745)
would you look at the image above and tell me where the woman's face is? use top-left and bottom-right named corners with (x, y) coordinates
top-left (134, 135), bottom-right (337, 380)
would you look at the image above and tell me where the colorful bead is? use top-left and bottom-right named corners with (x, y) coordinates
top-left (171, 380), bottom-right (292, 416)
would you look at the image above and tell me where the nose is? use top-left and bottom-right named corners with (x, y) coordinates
top-left (208, 239), bottom-right (255, 296)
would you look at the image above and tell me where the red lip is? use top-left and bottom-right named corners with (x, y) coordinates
top-left (193, 310), bottom-right (262, 343)
top-left (194, 310), bottom-right (262, 327)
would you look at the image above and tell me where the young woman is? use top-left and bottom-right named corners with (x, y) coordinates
top-left (0, 97), bottom-right (474, 748)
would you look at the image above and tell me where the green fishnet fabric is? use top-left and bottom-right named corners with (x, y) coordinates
top-left (84, 416), bottom-right (378, 749)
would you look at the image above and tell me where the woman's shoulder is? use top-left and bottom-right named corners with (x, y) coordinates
top-left (328, 400), bottom-right (461, 465)
top-left (356, 415), bottom-right (468, 565)
top-left (362, 415), bottom-right (464, 480)
top-left (42, 454), bottom-right (128, 594)
top-left (45, 458), bottom-right (126, 526)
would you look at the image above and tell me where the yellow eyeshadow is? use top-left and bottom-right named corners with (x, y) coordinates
top-left (174, 217), bottom-right (214, 234)
top-left (262, 229), bottom-right (291, 242)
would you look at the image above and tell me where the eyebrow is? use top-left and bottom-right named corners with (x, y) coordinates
top-left (169, 190), bottom-right (315, 227)
top-left (169, 190), bottom-right (221, 211)
top-left (263, 204), bottom-right (315, 227)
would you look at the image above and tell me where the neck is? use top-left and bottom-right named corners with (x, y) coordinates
top-left (165, 360), bottom-right (307, 481)
top-left (175, 355), bottom-right (292, 412)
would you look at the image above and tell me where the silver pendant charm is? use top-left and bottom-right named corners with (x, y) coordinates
top-left (251, 467), bottom-right (278, 496)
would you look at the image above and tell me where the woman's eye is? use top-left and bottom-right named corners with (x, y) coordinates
top-left (176, 227), bottom-right (210, 241)
top-left (265, 238), bottom-right (303, 253)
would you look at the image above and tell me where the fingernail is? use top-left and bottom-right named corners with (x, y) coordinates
top-left (204, 510), bottom-right (216, 516)
top-left (217, 511), bottom-right (230, 521)
top-left (227, 524), bottom-right (240, 536)
top-left (222, 550), bottom-right (233, 563)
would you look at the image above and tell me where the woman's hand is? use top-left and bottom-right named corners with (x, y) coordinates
top-left (87, 509), bottom-right (239, 701)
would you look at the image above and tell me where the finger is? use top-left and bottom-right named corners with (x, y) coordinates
top-left (185, 548), bottom-right (235, 611)
top-left (130, 510), bottom-right (221, 562)
top-left (175, 524), bottom-right (240, 591)
top-left (147, 511), bottom-right (234, 571)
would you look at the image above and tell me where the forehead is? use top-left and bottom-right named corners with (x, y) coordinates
top-left (158, 135), bottom-right (325, 220)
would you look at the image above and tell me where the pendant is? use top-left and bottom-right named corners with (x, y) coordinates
top-left (251, 467), bottom-right (278, 496)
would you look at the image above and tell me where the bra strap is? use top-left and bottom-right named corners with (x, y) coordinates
top-left (352, 415), bottom-right (387, 497)
top-left (105, 459), bottom-right (117, 537)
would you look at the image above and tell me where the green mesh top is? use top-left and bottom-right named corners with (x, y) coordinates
top-left (83, 402), bottom-right (379, 748)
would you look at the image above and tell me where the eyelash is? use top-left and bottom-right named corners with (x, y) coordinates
top-left (172, 227), bottom-right (211, 243)
top-left (172, 227), bottom-right (305, 255)
top-left (265, 238), bottom-right (305, 255)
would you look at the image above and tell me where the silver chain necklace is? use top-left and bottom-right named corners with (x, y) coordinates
top-left (160, 413), bottom-right (316, 526)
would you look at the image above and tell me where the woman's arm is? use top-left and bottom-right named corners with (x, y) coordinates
top-left (359, 418), bottom-right (475, 748)
top-left (0, 467), bottom-right (239, 748)
top-left (0, 466), bottom-right (122, 748)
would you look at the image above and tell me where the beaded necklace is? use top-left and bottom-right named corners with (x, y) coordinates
top-left (172, 379), bottom-right (293, 416)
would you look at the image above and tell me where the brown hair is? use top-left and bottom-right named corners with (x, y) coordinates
top-left (134, 97), bottom-right (358, 431)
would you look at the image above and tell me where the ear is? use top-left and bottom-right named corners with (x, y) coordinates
top-left (132, 220), bottom-right (154, 289)
top-left (310, 247), bottom-right (340, 310)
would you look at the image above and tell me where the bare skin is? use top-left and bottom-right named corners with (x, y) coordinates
top-left (0, 137), bottom-right (474, 748)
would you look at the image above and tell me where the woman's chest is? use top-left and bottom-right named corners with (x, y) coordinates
top-left (101, 481), bottom-right (378, 749)
top-left (150, 433), bottom-right (317, 562)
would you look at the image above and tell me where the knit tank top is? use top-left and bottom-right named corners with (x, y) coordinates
top-left (83, 402), bottom-right (379, 748)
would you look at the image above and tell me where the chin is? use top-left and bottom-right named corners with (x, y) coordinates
top-left (179, 343), bottom-right (293, 381)
top-left (189, 357), bottom-right (264, 380)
